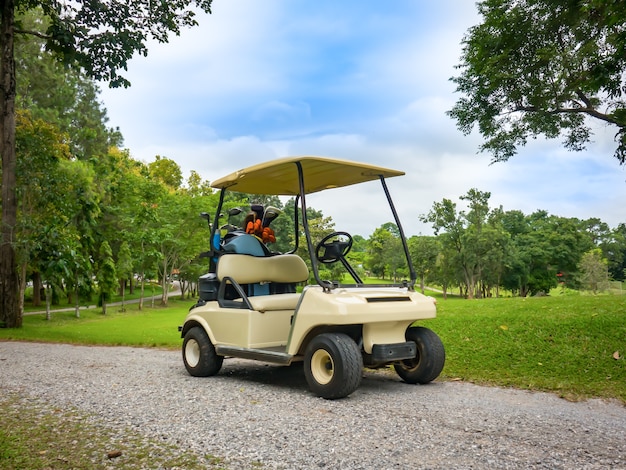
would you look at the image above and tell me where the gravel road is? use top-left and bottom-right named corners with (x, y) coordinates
top-left (1, 341), bottom-right (625, 469)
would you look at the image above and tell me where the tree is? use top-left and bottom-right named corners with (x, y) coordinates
top-left (499, 210), bottom-right (593, 296)
top-left (366, 226), bottom-right (395, 280)
top-left (1, 0), bottom-right (214, 328)
top-left (578, 248), bottom-right (609, 294)
top-left (116, 241), bottom-right (133, 312)
top-left (149, 155), bottom-right (183, 190)
top-left (408, 236), bottom-right (439, 294)
top-left (96, 241), bottom-right (117, 315)
top-left (13, 110), bottom-right (69, 309)
top-left (432, 245), bottom-right (459, 299)
top-left (599, 223), bottom-right (626, 282)
top-left (15, 9), bottom-right (121, 160)
top-left (423, 189), bottom-right (511, 298)
top-left (449, 0), bottom-right (626, 164)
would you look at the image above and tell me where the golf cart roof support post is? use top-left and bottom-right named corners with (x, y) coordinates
top-left (209, 189), bottom-right (227, 260)
top-left (379, 175), bottom-right (417, 286)
top-left (295, 161), bottom-right (332, 290)
top-left (291, 195), bottom-right (300, 254)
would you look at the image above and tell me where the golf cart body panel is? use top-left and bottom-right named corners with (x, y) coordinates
top-left (180, 156), bottom-right (445, 399)
top-left (286, 286), bottom-right (436, 356)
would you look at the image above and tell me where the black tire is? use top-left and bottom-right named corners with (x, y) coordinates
top-left (304, 333), bottom-right (363, 399)
top-left (394, 327), bottom-right (445, 384)
top-left (182, 326), bottom-right (223, 377)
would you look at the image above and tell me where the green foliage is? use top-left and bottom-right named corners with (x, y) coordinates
top-left (366, 225), bottom-right (406, 280)
top-left (35, 0), bottom-right (213, 88)
top-left (148, 155), bottom-right (183, 190)
top-left (577, 248), bottom-right (609, 293)
top-left (601, 222), bottom-right (626, 281)
top-left (408, 235), bottom-right (439, 293)
top-left (1, 0), bottom-right (215, 329)
top-left (449, 0), bottom-right (626, 164)
top-left (422, 189), bottom-right (508, 298)
top-left (421, 189), bottom-right (609, 298)
top-left (15, 9), bottom-right (119, 159)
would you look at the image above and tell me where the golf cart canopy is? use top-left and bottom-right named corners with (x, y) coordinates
top-left (207, 155), bottom-right (416, 289)
top-left (210, 156), bottom-right (405, 195)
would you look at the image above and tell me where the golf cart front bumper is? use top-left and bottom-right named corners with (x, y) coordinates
top-left (370, 341), bottom-right (416, 363)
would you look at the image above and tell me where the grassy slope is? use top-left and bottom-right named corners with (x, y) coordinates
top-left (430, 294), bottom-right (626, 402)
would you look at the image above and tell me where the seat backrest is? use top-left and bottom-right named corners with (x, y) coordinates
top-left (217, 254), bottom-right (309, 285)
top-left (222, 233), bottom-right (270, 256)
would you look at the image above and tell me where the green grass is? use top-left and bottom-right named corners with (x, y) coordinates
top-left (22, 284), bottom-right (165, 313)
top-left (0, 393), bottom-right (224, 469)
top-left (428, 293), bottom-right (626, 402)
top-left (3, 299), bottom-right (190, 347)
top-left (2, 293), bottom-right (625, 402)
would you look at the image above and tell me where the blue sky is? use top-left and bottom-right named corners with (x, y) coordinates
top-left (100, 0), bottom-right (625, 237)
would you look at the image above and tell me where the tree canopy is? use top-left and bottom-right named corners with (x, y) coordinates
top-left (1, 0), bottom-right (213, 327)
top-left (448, 0), bottom-right (626, 164)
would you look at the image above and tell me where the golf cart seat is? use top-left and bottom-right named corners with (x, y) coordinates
top-left (216, 253), bottom-right (309, 311)
top-left (221, 233), bottom-right (274, 294)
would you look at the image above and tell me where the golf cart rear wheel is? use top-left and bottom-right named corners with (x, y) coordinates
top-left (304, 333), bottom-right (363, 399)
top-left (182, 326), bottom-right (223, 377)
top-left (394, 327), bottom-right (445, 384)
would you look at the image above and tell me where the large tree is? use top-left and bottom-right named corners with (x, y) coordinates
top-left (1, 0), bottom-right (213, 328)
top-left (449, 0), bottom-right (626, 164)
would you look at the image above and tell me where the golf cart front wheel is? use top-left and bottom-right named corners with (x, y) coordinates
top-left (182, 326), bottom-right (223, 377)
top-left (394, 327), bottom-right (445, 384)
top-left (304, 333), bottom-right (363, 399)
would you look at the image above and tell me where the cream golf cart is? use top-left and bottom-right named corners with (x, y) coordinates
top-left (179, 156), bottom-right (445, 399)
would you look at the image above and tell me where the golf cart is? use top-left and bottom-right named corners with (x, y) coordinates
top-left (179, 156), bottom-right (445, 399)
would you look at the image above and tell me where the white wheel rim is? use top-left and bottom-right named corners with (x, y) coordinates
top-left (311, 349), bottom-right (334, 385)
top-left (185, 339), bottom-right (200, 367)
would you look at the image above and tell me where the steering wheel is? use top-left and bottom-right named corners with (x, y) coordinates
top-left (315, 232), bottom-right (353, 264)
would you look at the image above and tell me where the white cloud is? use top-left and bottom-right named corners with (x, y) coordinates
top-left (99, 1), bottom-right (625, 238)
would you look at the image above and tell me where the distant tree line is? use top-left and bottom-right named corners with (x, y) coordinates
top-left (362, 189), bottom-right (625, 299)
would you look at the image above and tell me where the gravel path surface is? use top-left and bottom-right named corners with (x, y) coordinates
top-left (1, 341), bottom-right (625, 469)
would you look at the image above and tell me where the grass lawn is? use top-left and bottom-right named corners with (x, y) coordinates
top-left (1, 292), bottom-right (625, 402)
top-left (22, 284), bottom-right (165, 313)
top-left (3, 299), bottom-right (190, 347)
top-left (430, 293), bottom-right (626, 402)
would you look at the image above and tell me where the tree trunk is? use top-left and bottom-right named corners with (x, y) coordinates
top-left (120, 281), bottom-right (126, 312)
top-left (138, 270), bottom-right (144, 310)
top-left (160, 258), bottom-right (169, 306)
top-left (45, 282), bottom-right (51, 321)
top-left (179, 278), bottom-right (187, 300)
top-left (0, 0), bottom-right (20, 328)
top-left (32, 271), bottom-right (42, 306)
top-left (18, 261), bottom-right (25, 314)
top-left (74, 271), bottom-right (80, 318)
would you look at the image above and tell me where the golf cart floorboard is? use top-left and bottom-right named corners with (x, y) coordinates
top-left (216, 345), bottom-right (296, 365)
